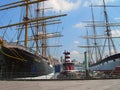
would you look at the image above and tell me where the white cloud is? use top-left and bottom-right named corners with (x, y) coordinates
top-left (70, 50), bottom-right (84, 62)
top-left (82, 0), bottom-right (102, 7)
top-left (45, 0), bottom-right (81, 12)
top-left (74, 41), bottom-right (80, 44)
top-left (71, 50), bottom-right (79, 55)
top-left (111, 30), bottom-right (120, 37)
top-left (114, 17), bottom-right (120, 20)
top-left (74, 22), bottom-right (86, 29)
top-left (83, 0), bottom-right (117, 7)
top-left (71, 50), bottom-right (83, 60)
top-left (83, 1), bottom-right (90, 7)
top-left (105, 0), bottom-right (116, 3)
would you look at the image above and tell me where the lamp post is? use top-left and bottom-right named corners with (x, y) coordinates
top-left (84, 51), bottom-right (89, 79)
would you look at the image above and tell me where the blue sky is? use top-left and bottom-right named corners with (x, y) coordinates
top-left (1, 0), bottom-right (120, 62)
top-left (45, 0), bottom-right (120, 62)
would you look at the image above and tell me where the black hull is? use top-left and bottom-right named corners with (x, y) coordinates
top-left (90, 53), bottom-right (120, 67)
top-left (90, 53), bottom-right (120, 71)
top-left (0, 45), bottom-right (53, 79)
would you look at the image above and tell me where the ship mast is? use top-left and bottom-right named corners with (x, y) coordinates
top-left (35, 2), bottom-right (40, 54)
top-left (78, 4), bottom-right (102, 63)
top-left (102, 0), bottom-right (117, 56)
top-left (90, 4), bottom-right (102, 62)
top-left (24, 0), bottom-right (29, 48)
top-left (0, 0), bottom-right (67, 58)
top-left (41, 2), bottom-right (47, 57)
top-left (83, 0), bottom-right (117, 61)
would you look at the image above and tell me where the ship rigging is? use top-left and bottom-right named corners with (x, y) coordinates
top-left (0, 0), bottom-right (67, 79)
top-left (79, 0), bottom-right (120, 75)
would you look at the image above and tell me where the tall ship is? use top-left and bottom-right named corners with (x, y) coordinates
top-left (0, 0), bottom-right (66, 79)
top-left (79, 0), bottom-right (120, 76)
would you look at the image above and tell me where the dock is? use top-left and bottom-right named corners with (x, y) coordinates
top-left (0, 79), bottom-right (120, 90)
